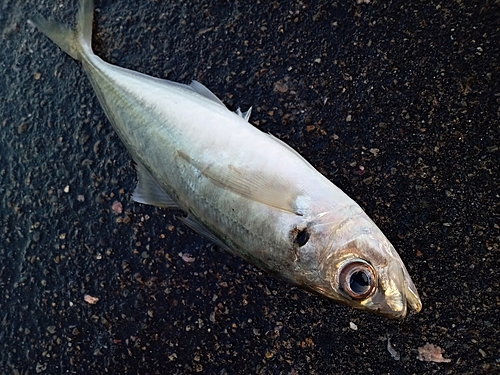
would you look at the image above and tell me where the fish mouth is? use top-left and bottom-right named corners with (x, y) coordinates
top-left (361, 261), bottom-right (422, 320)
top-left (380, 285), bottom-right (421, 320)
top-left (402, 263), bottom-right (423, 314)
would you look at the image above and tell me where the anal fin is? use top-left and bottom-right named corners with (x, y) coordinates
top-left (132, 160), bottom-right (178, 209)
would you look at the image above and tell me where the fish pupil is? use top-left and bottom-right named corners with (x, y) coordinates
top-left (350, 271), bottom-right (370, 294)
top-left (295, 229), bottom-right (310, 247)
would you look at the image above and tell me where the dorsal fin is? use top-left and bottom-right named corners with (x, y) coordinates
top-left (266, 133), bottom-right (315, 170)
top-left (188, 80), bottom-right (226, 107)
top-left (236, 107), bottom-right (252, 121)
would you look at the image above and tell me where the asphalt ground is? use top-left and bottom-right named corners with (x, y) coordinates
top-left (1, 0), bottom-right (499, 374)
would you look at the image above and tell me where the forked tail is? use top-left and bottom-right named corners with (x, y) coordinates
top-left (28, 0), bottom-right (94, 61)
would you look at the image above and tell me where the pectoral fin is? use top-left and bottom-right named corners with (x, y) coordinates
top-left (177, 151), bottom-right (303, 215)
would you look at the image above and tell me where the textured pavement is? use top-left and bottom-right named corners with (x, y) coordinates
top-left (1, 1), bottom-right (499, 374)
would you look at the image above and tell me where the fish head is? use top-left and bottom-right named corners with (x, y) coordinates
top-left (325, 238), bottom-right (422, 319)
top-left (300, 209), bottom-right (422, 319)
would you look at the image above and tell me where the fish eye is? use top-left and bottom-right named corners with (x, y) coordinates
top-left (294, 228), bottom-right (310, 247)
top-left (339, 261), bottom-right (376, 299)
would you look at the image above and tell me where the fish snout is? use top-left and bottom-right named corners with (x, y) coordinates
top-left (373, 258), bottom-right (423, 319)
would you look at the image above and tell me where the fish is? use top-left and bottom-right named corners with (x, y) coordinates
top-left (29, 0), bottom-right (422, 319)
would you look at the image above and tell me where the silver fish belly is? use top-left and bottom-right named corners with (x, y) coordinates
top-left (29, 0), bottom-right (422, 319)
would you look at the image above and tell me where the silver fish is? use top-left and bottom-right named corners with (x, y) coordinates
top-left (29, 0), bottom-right (422, 319)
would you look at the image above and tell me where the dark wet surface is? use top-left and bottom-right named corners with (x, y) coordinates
top-left (1, 0), bottom-right (499, 374)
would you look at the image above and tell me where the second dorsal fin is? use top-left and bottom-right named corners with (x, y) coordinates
top-left (188, 80), bottom-right (226, 107)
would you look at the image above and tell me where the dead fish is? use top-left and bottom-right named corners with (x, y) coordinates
top-left (29, 0), bottom-right (422, 319)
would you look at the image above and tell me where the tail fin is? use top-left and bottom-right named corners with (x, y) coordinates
top-left (28, 0), bottom-right (94, 61)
